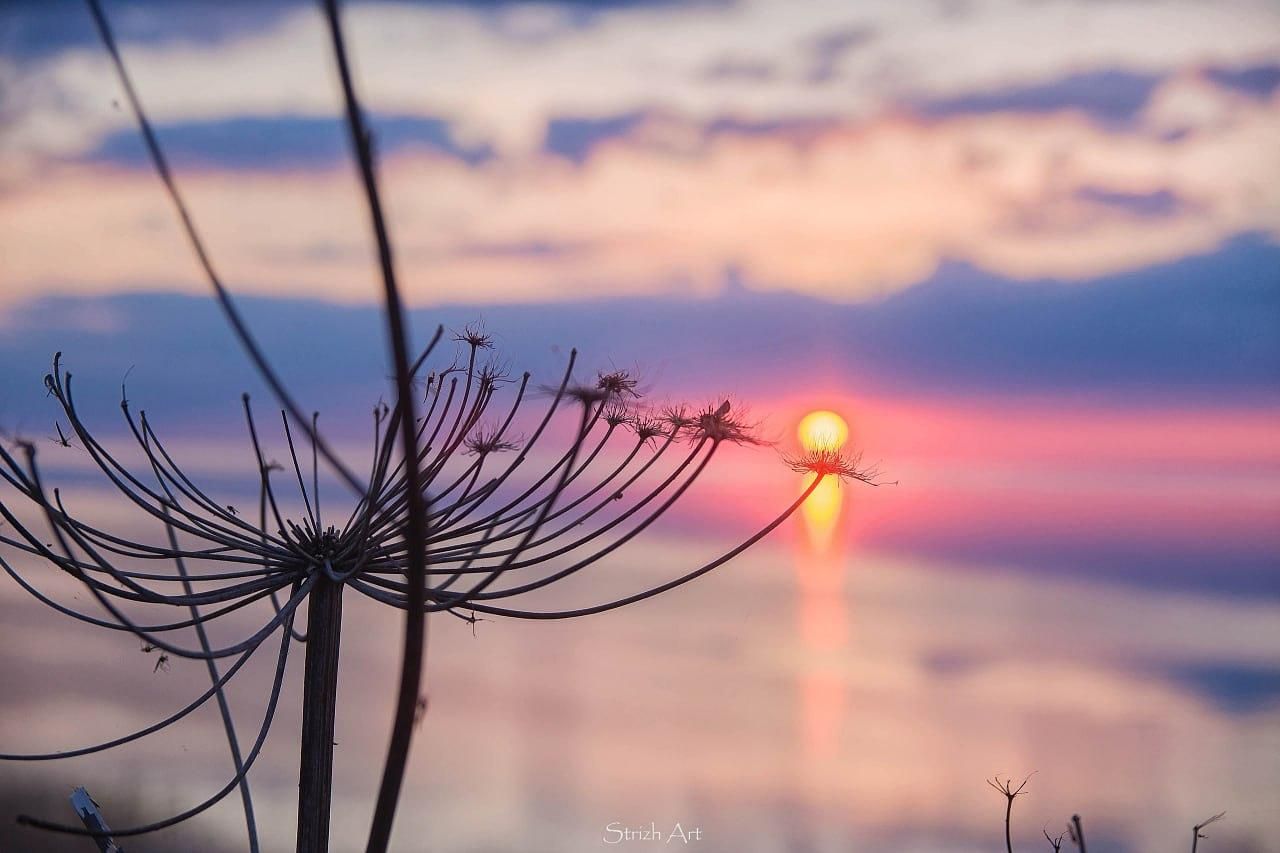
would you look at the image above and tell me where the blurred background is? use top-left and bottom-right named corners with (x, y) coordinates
top-left (1, 1), bottom-right (1278, 850)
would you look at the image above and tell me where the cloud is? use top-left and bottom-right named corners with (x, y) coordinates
top-left (0, 0), bottom-right (296, 60)
top-left (447, 237), bottom-right (597, 259)
top-left (699, 54), bottom-right (778, 84)
top-left (1072, 185), bottom-right (1185, 219)
top-left (801, 24), bottom-right (875, 85)
top-left (834, 234), bottom-right (1280, 398)
top-left (913, 69), bottom-right (1164, 126)
top-left (909, 61), bottom-right (1278, 132)
top-left (3, 85), bottom-right (1277, 309)
top-left (84, 113), bottom-right (491, 171)
top-left (1204, 62), bottom-right (1280, 100)
top-left (542, 112), bottom-right (648, 163)
top-left (541, 110), bottom-right (842, 163)
top-left (1162, 663), bottom-right (1280, 713)
top-left (0, 0), bottom-right (712, 62)
top-left (5, 0), bottom-right (1279, 182)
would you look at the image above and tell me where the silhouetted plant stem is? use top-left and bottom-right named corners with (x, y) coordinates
top-left (1069, 814), bottom-right (1087, 853)
top-left (317, 2), bottom-right (432, 850)
top-left (298, 576), bottom-right (344, 853)
top-left (1005, 794), bottom-right (1015, 853)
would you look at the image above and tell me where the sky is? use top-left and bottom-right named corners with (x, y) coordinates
top-left (0, 2), bottom-right (1279, 852)
top-left (2, 0), bottom-right (1280, 307)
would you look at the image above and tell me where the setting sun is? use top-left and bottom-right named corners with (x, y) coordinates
top-left (798, 409), bottom-right (849, 451)
top-left (796, 410), bottom-right (850, 555)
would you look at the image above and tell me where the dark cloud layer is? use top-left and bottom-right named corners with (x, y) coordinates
top-left (0, 0), bottom-right (714, 61)
top-left (540, 110), bottom-right (845, 163)
top-left (1073, 186), bottom-right (1185, 218)
top-left (0, 0), bottom-right (297, 61)
top-left (1203, 62), bottom-right (1280, 99)
top-left (1163, 663), bottom-right (1280, 713)
top-left (802, 24), bottom-right (875, 85)
top-left (913, 63), bottom-right (1280, 127)
top-left (3, 233), bottom-right (1276, 423)
top-left (86, 115), bottom-right (492, 171)
top-left (82, 109), bottom-right (851, 171)
top-left (914, 68), bottom-right (1165, 126)
top-left (542, 112), bottom-right (649, 163)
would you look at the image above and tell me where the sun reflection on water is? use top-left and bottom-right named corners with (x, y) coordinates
top-left (797, 409), bottom-right (850, 557)
top-left (800, 472), bottom-right (844, 556)
top-left (794, 410), bottom-right (853, 761)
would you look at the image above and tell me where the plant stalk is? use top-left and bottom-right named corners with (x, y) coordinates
top-left (297, 576), bottom-right (344, 853)
top-left (1071, 814), bottom-right (1087, 853)
top-left (1004, 794), bottom-right (1014, 853)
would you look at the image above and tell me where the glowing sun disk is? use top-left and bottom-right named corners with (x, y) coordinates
top-left (798, 410), bottom-right (849, 451)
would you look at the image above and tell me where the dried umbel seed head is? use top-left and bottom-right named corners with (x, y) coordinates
top-left (660, 403), bottom-right (695, 431)
top-left (546, 370), bottom-right (640, 409)
top-left (631, 415), bottom-right (667, 442)
top-left (603, 403), bottom-right (633, 428)
top-left (476, 361), bottom-right (512, 392)
top-left (565, 383), bottom-right (611, 406)
top-left (453, 323), bottom-right (493, 350)
top-left (596, 369), bottom-right (640, 399)
top-left (463, 424), bottom-right (522, 456)
top-left (685, 400), bottom-right (765, 446)
top-left (783, 447), bottom-right (884, 484)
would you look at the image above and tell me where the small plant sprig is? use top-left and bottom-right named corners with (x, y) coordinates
top-left (1192, 811), bottom-right (1227, 853)
top-left (988, 773), bottom-right (1034, 853)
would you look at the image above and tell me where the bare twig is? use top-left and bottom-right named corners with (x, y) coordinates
top-left (1192, 811), bottom-right (1226, 853)
top-left (988, 773), bottom-right (1034, 853)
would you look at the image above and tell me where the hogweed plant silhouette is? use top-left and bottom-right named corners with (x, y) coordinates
top-left (0, 2), bottom-right (882, 851)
